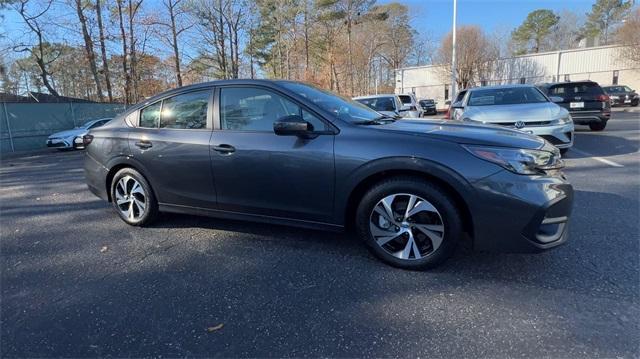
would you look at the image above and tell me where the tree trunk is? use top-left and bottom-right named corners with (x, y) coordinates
top-left (75, 0), bottom-right (104, 101)
top-left (168, 0), bottom-right (183, 86)
top-left (116, 0), bottom-right (131, 104)
top-left (128, 0), bottom-right (139, 101)
top-left (95, 0), bottom-right (113, 101)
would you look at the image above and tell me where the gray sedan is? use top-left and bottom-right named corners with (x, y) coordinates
top-left (83, 79), bottom-right (573, 270)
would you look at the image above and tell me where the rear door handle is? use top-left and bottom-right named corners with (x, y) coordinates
top-left (135, 140), bottom-right (152, 149)
top-left (212, 144), bottom-right (235, 154)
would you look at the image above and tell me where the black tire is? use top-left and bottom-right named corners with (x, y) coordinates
top-left (589, 121), bottom-right (607, 131)
top-left (355, 176), bottom-right (462, 270)
top-left (632, 100), bottom-right (639, 107)
top-left (110, 167), bottom-right (158, 226)
top-left (560, 148), bottom-right (569, 155)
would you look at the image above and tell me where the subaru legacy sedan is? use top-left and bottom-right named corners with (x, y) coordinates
top-left (450, 85), bottom-right (574, 153)
top-left (83, 80), bottom-right (573, 270)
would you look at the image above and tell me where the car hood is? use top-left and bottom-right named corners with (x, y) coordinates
top-left (48, 128), bottom-right (85, 139)
top-left (463, 102), bottom-right (565, 123)
top-left (373, 119), bottom-right (545, 149)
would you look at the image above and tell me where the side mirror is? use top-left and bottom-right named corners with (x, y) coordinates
top-left (273, 115), bottom-right (310, 136)
top-left (549, 96), bottom-right (563, 103)
top-left (399, 104), bottom-right (411, 111)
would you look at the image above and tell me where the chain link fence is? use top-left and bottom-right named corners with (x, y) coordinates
top-left (1, 102), bottom-right (126, 153)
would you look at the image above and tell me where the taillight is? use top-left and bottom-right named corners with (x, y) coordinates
top-left (83, 134), bottom-right (94, 146)
top-left (597, 94), bottom-right (610, 102)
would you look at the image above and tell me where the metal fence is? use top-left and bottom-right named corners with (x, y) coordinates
top-left (1, 102), bottom-right (126, 153)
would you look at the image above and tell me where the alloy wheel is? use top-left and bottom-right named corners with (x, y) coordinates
top-left (369, 193), bottom-right (445, 260)
top-left (115, 176), bottom-right (147, 221)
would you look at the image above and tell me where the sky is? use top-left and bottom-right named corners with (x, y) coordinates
top-left (382, 0), bottom-right (595, 40)
top-left (1, 0), bottom-right (599, 59)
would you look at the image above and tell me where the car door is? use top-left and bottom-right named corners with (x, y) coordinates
top-left (209, 85), bottom-right (335, 223)
top-left (128, 89), bottom-right (216, 209)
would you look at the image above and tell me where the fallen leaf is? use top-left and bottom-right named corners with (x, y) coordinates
top-left (206, 324), bottom-right (224, 332)
top-left (100, 246), bottom-right (108, 253)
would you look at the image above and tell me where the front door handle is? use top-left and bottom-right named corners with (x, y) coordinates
top-left (135, 140), bottom-right (152, 149)
top-left (212, 144), bottom-right (235, 154)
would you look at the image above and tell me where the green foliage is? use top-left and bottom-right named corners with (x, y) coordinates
top-left (511, 9), bottom-right (559, 53)
top-left (583, 0), bottom-right (633, 44)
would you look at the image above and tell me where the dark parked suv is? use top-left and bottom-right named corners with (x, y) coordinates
top-left (602, 85), bottom-right (639, 107)
top-left (537, 81), bottom-right (611, 131)
top-left (83, 80), bottom-right (573, 269)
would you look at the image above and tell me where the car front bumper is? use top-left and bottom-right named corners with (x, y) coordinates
top-left (525, 123), bottom-right (574, 149)
top-left (469, 169), bottom-right (573, 253)
top-left (46, 137), bottom-right (73, 148)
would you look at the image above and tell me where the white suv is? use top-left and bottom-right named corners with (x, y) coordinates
top-left (397, 94), bottom-right (423, 118)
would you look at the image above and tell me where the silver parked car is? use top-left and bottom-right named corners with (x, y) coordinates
top-left (47, 118), bottom-right (112, 150)
top-left (353, 94), bottom-right (411, 118)
top-left (450, 85), bottom-right (574, 152)
top-left (397, 93), bottom-right (423, 118)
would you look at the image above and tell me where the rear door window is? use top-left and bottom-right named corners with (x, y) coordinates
top-left (139, 101), bottom-right (161, 128)
top-left (160, 90), bottom-right (210, 129)
top-left (398, 95), bottom-right (412, 104)
top-left (549, 83), bottom-right (603, 97)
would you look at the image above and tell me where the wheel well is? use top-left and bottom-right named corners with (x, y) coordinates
top-left (105, 164), bottom-right (137, 202)
top-left (344, 170), bottom-right (474, 237)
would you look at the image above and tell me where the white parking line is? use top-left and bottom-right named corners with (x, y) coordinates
top-left (569, 148), bottom-right (625, 168)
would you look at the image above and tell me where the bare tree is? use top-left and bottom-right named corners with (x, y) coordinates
top-left (617, 8), bottom-right (640, 65)
top-left (73, 0), bottom-right (104, 100)
top-left (148, 0), bottom-right (192, 86)
top-left (13, 0), bottom-right (59, 96)
top-left (115, 0), bottom-right (131, 103)
top-left (95, 0), bottom-right (113, 101)
top-left (438, 26), bottom-right (498, 89)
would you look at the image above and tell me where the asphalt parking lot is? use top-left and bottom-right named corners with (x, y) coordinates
top-left (1, 110), bottom-right (638, 357)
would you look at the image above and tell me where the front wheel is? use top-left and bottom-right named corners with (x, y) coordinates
top-left (355, 177), bottom-right (462, 270)
top-left (589, 121), bottom-right (607, 131)
top-left (111, 168), bottom-right (158, 226)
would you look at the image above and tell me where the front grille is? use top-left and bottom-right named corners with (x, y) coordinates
top-left (495, 120), bottom-right (552, 127)
top-left (540, 135), bottom-right (565, 145)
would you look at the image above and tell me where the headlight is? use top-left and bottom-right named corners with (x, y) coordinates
top-left (549, 115), bottom-right (572, 125)
top-left (464, 145), bottom-right (563, 175)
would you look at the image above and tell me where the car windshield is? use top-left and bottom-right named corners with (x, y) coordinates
top-left (468, 87), bottom-right (548, 106)
top-left (279, 82), bottom-right (385, 123)
top-left (419, 100), bottom-right (434, 106)
top-left (80, 120), bottom-right (97, 129)
top-left (604, 86), bottom-right (632, 93)
top-left (355, 97), bottom-right (396, 112)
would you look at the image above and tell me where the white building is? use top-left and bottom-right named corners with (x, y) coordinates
top-left (395, 44), bottom-right (640, 107)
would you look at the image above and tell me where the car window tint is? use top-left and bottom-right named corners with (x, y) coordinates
top-left (549, 83), bottom-right (603, 96)
top-left (140, 101), bottom-right (161, 128)
top-left (356, 97), bottom-right (396, 112)
top-left (220, 87), bottom-right (326, 132)
top-left (160, 90), bottom-right (210, 129)
top-left (398, 95), bottom-right (412, 104)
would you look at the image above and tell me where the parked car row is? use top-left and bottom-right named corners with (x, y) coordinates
top-left (354, 93), bottom-right (440, 118)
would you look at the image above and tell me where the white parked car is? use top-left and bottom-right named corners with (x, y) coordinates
top-left (46, 118), bottom-right (112, 150)
top-left (396, 93), bottom-right (423, 118)
top-left (353, 94), bottom-right (413, 118)
top-left (450, 85), bottom-right (574, 153)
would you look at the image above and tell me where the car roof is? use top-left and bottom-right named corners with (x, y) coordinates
top-left (467, 84), bottom-right (536, 91)
top-left (353, 94), bottom-right (397, 99)
top-left (538, 80), bottom-right (599, 88)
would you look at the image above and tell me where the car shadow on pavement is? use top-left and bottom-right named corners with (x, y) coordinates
top-left (567, 130), bottom-right (638, 158)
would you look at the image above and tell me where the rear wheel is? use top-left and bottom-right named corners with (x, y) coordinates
top-left (355, 177), bottom-right (462, 270)
top-left (110, 168), bottom-right (158, 226)
top-left (560, 148), bottom-right (569, 155)
top-left (589, 121), bottom-right (607, 131)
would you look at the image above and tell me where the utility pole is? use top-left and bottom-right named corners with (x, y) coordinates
top-left (450, 0), bottom-right (458, 101)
